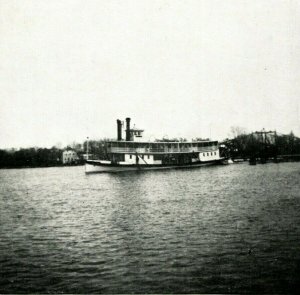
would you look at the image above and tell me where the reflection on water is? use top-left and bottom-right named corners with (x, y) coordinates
top-left (0, 163), bottom-right (300, 293)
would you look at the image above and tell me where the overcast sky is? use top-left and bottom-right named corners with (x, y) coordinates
top-left (0, 0), bottom-right (299, 148)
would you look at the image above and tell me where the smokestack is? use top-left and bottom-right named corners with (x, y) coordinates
top-left (117, 119), bottom-right (122, 141)
top-left (126, 117), bottom-right (131, 141)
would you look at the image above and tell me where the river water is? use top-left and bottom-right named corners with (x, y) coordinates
top-left (0, 162), bottom-right (300, 293)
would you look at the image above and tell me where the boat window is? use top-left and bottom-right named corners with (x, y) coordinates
top-left (211, 152), bottom-right (213, 156)
top-left (214, 152), bottom-right (216, 155)
top-left (203, 153), bottom-right (205, 157)
top-left (148, 155), bottom-right (150, 159)
top-left (207, 153), bottom-right (209, 156)
top-left (130, 155), bottom-right (132, 159)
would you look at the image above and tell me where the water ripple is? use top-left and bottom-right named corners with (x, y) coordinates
top-left (1, 163), bottom-right (300, 293)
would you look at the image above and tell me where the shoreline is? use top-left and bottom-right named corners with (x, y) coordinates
top-left (1, 158), bottom-right (299, 170)
top-left (0, 164), bottom-right (84, 170)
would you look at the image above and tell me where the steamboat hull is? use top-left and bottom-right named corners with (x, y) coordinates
top-left (85, 160), bottom-right (222, 174)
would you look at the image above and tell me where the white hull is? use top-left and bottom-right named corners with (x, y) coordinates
top-left (85, 160), bottom-right (221, 173)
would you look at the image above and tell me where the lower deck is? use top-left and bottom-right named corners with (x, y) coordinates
top-left (107, 150), bottom-right (220, 165)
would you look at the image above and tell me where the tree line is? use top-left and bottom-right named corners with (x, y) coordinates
top-left (0, 147), bottom-right (65, 169)
top-left (221, 130), bottom-right (300, 160)
top-left (0, 139), bottom-right (113, 169)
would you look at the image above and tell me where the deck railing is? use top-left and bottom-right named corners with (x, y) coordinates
top-left (108, 146), bottom-right (218, 153)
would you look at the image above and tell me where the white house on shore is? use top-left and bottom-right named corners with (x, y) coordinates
top-left (62, 150), bottom-right (79, 164)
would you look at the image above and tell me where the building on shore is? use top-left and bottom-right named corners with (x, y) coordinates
top-left (62, 150), bottom-right (79, 164)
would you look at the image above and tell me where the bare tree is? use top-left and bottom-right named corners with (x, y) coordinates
top-left (229, 126), bottom-right (247, 138)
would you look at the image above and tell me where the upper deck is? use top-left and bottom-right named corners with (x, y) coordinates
top-left (106, 140), bottom-right (219, 154)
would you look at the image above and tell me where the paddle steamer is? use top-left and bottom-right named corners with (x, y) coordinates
top-left (85, 118), bottom-right (222, 173)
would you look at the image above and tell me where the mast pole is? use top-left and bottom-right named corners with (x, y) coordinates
top-left (86, 137), bottom-right (89, 160)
